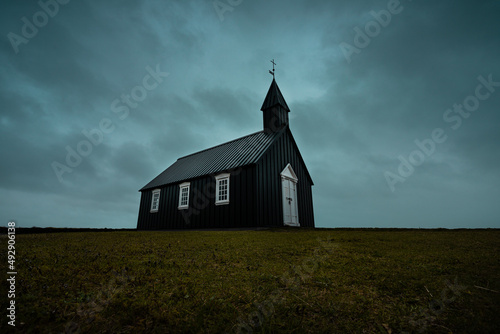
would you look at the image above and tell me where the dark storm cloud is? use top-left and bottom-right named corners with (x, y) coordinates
top-left (1, 0), bottom-right (499, 228)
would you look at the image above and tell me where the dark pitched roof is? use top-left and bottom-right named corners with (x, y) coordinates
top-left (260, 78), bottom-right (290, 112)
top-left (140, 128), bottom-right (284, 191)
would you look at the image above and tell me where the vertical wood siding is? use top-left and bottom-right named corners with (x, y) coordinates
top-left (137, 166), bottom-right (258, 229)
top-left (255, 129), bottom-right (315, 227)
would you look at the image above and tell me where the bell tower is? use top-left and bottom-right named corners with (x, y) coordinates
top-left (261, 60), bottom-right (290, 133)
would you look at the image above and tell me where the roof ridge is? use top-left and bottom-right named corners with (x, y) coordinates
top-left (178, 130), bottom-right (265, 160)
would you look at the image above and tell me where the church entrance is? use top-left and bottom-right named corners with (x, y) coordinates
top-left (281, 164), bottom-right (299, 227)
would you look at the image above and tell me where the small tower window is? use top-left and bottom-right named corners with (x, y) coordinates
top-left (150, 189), bottom-right (161, 213)
top-left (215, 173), bottom-right (230, 205)
top-left (178, 182), bottom-right (190, 209)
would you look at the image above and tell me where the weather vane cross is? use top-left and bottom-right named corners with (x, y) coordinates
top-left (269, 59), bottom-right (276, 78)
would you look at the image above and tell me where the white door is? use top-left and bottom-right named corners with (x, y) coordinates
top-left (281, 164), bottom-right (299, 227)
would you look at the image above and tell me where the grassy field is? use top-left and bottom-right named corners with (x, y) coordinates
top-left (1, 228), bottom-right (499, 333)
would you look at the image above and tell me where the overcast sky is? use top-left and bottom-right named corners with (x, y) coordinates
top-left (1, 0), bottom-right (499, 229)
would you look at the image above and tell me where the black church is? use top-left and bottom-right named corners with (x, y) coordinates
top-left (137, 74), bottom-right (314, 229)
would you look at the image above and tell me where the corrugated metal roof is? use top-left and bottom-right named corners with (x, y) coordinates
top-left (140, 129), bottom-right (284, 190)
top-left (260, 78), bottom-right (290, 111)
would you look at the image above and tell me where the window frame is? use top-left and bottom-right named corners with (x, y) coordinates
top-left (215, 173), bottom-right (230, 205)
top-left (178, 182), bottom-right (190, 210)
top-left (150, 189), bottom-right (161, 213)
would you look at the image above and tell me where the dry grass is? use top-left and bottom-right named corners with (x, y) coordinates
top-left (1, 228), bottom-right (499, 333)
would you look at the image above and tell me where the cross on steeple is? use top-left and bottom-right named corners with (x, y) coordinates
top-left (269, 59), bottom-right (276, 78)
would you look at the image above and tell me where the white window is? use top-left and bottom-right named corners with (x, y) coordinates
top-left (215, 173), bottom-right (230, 205)
top-left (178, 182), bottom-right (190, 209)
top-left (150, 189), bottom-right (161, 213)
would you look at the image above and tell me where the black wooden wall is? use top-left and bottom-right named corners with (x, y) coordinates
top-left (137, 165), bottom-right (258, 229)
top-left (255, 128), bottom-right (315, 227)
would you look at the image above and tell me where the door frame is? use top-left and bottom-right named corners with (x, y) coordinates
top-left (281, 163), bottom-right (300, 227)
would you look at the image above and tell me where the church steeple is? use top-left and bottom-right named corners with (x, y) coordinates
top-left (261, 78), bottom-right (290, 133)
